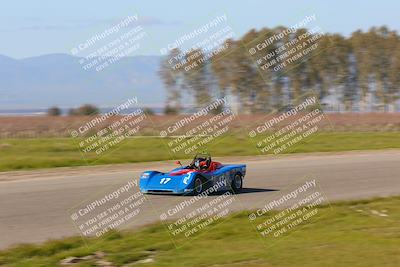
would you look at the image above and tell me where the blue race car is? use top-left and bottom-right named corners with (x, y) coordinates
top-left (139, 152), bottom-right (246, 195)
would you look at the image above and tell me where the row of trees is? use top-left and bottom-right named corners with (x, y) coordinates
top-left (47, 105), bottom-right (100, 116)
top-left (159, 26), bottom-right (400, 113)
top-left (47, 105), bottom-right (156, 116)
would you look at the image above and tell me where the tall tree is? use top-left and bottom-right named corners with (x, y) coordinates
top-left (182, 49), bottom-right (211, 107)
top-left (159, 48), bottom-right (183, 113)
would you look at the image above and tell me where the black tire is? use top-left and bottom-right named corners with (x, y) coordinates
top-left (193, 176), bottom-right (205, 195)
top-left (231, 173), bottom-right (243, 193)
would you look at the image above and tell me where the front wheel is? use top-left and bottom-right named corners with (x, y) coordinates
top-left (231, 173), bottom-right (243, 193)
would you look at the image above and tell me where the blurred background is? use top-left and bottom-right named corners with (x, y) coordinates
top-left (1, 2), bottom-right (400, 267)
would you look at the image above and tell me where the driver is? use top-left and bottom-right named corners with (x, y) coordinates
top-left (194, 158), bottom-right (209, 170)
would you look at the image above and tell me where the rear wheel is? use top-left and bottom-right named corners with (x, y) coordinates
top-left (193, 176), bottom-right (204, 195)
top-left (231, 173), bottom-right (243, 193)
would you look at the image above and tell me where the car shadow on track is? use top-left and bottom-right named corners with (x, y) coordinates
top-left (238, 188), bottom-right (279, 194)
top-left (147, 188), bottom-right (279, 198)
top-left (208, 188), bottom-right (279, 196)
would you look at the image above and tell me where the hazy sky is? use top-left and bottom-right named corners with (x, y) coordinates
top-left (1, 0), bottom-right (399, 58)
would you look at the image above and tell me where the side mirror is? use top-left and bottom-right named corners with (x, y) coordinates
top-left (175, 161), bottom-right (182, 166)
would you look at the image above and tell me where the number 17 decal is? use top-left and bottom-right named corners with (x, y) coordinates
top-left (160, 177), bottom-right (171, 184)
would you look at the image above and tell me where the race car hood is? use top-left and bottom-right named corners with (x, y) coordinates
top-left (168, 168), bottom-right (196, 176)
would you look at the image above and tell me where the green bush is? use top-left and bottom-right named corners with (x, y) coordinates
top-left (69, 104), bottom-right (100, 116)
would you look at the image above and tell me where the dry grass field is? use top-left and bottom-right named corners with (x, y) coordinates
top-left (0, 113), bottom-right (399, 138)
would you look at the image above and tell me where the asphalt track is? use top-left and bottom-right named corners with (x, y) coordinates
top-left (0, 150), bottom-right (399, 249)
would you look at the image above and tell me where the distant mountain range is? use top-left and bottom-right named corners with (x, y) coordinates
top-left (0, 54), bottom-right (165, 110)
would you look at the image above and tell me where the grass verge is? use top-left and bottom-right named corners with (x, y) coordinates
top-left (0, 196), bottom-right (399, 266)
top-left (0, 132), bottom-right (399, 171)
